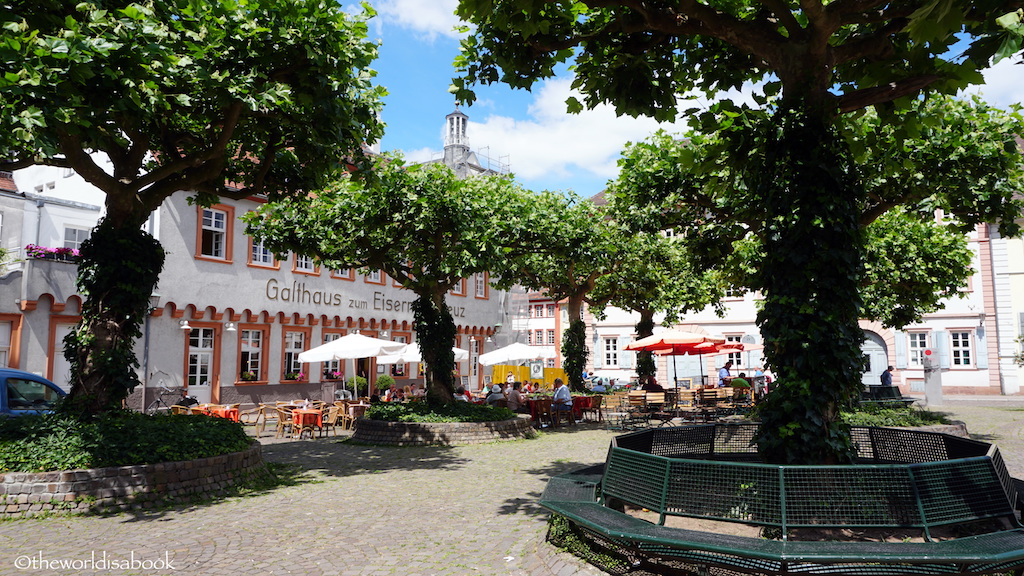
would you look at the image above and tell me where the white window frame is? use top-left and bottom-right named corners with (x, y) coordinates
top-left (251, 238), bottom-right (274, 266)
top-left (239, 329), bottom-right (263, 379)
top-left (726, 335), bottom-right (743, 367)
top-left (63, 226), bottom-right (90, 251)
top-left (187, 328), bottom-right (215, 387)
top-left (908, 332), bottom-right (929, 368)
top-left (950, 331), bottom-right (974, 367)
top-left (294, 253), bottom-right (316, 273)
top-left (201, 208), bottom-right (228, 259)
top-left (474, 274), bottom-right (487, 297)
top-left (283, 331), bottom-right (306, 376)
top-left (604, 337), bottom-right (619, 367)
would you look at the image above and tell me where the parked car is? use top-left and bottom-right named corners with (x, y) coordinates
top-left (0, 368), bottom-right (66, 416)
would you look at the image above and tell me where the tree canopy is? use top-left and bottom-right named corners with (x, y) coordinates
top-left (0, 0), bottom-right (385, 413)
top-left (244, 158), bottom-right (534, 402)
top-left (453, 0), bottom-right (1022, 463)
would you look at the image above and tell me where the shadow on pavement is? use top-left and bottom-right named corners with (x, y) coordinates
top-left (496, 458), bottom-right (606, 518)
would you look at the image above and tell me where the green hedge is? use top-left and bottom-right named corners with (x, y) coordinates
top-left (0, 411), bottom-right (251, 473)
top-left (839, 405), bottom-right (951, 427)
top-left (366, 401), bottom-right (516, 423)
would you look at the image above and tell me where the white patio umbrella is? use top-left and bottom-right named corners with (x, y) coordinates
top-left (376, 342), bottom-right (470, 364)
top-left (478, 342), bottom-right (558, 366)
top-left (297, 333), bottom-right (406, 398)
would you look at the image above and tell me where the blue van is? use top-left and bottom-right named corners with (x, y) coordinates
top-left (0, 368), bottom-right (67, 416)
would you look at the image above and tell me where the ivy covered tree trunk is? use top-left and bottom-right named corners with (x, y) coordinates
top-left (634, 313), bottom-right (656, 382)
top-left (414, 290), bottom-right (458, 404)
top-left (64, 219), bottom-right (165, 416)
top-left (561, 295), bottom-right (589, 393)
top-left (752, 105), bottom-right (866, 465)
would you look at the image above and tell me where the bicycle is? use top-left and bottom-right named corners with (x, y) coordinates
top-left (145, 386), bottom-right (183, 414)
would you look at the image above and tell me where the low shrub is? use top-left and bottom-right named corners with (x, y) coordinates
top-left (840, 404), bottom-right (951, 427)
top-left (367, 400), bottom-right (516, 423)
top-left (0, 410), bottom-right (251, 473)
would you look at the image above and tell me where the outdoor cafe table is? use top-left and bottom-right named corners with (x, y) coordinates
top-left (292, 409), bottom-right (323, 438)
top-left (197, 404), bottom-right (239, 422)
top-left (524, 395), bottom-right (595, 423)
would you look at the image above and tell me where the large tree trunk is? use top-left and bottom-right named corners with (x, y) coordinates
top-left (634, 312), bottom-right (656, 382)
top-left (752, 105), bottom-right (866, 465)
top-left (414, 289), bottom-right (458, 404)
top-left (562, 295), bottom-right (589, 393)
top-left (64, 219), bottom-right (165, 416)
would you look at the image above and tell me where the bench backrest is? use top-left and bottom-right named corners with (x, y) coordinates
top-left (601, 445), bottom-right (1019, 540)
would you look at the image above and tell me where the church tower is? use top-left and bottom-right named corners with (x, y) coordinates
top-left (443, 108), bottom-right (470, 175)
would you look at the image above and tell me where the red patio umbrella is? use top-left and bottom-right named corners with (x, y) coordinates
top-left (625, 331), bottom-right (731, 388)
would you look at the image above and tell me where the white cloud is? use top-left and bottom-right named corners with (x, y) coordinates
top-left (462, 78), bottom-right (692, 192)
top-left (371, 0), bottom-right (463, 41)
top-left (964, 58), bottom-right (1024, 109)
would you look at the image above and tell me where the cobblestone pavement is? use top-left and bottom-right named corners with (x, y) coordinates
top-left (2, 399), bottom-right (1024, 576)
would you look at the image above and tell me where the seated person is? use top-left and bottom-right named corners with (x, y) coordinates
top-left (591, 380), bottom-right (607, 393)
top-left (730, 372), bottom-right (751, 400)
top-left (485, 384), bottom-right (506, 406)
top-left (641, 376), bottom-right (665, 393)
top-left (552, 378), bottom-right (572, 412)
top-left (453, 386), bottom-right (470, 402)
top-left (506, 382), bottom-right (526, 413)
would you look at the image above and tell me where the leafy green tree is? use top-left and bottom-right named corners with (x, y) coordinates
top-left (589, 232), bottom-right (726, 383)
top-left (491, 194), bottom-right (623, 392)
top-left (244, 158), bottom-right (533, 403)
top-left (600, 96), bottom-right (1021, 462)
top-left (453, 0), bottom-right (1022, 461)
top-left (0, 0), bottom-right (384, 414)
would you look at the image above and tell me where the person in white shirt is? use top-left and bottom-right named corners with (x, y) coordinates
top-left (552, 378), bottom-right (573, 413)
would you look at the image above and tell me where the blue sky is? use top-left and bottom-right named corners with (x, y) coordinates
top-left (361, 1), bottom-right (1024, 198)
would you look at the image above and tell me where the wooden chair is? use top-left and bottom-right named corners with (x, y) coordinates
top-left (274, 407), bottom-right (294, 438)
top-left (320, 406), bottom-right (341, 437)
top-left (581, 395), bottom-right (604, 423)
top-left (170, 405), bottom-right (191, 415)
top-left (644, 392), bottom-right (675, 426)
top-left (551, 397), bottom-right (576, 427)
top-left (532, 397), bottom-right (555, 428)
top-left (238, 404), bottom-right (263, 431)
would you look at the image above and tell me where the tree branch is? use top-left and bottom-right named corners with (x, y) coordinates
top-left (838, 74), bottom-right (941, 112)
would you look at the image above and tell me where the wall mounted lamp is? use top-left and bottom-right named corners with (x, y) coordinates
top-left (225, 322), bottom-right (237, 332)
top-left (179, 320), bottom-right (192, 330)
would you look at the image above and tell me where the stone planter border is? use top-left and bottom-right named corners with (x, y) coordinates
top-left (351, 416), bottom-right (537, 446)
top-left (0, 442), bottom-right (267, 518)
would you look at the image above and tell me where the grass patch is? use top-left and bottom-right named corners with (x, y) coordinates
top-left (0, 410), bottom-right (251, 472)
top-left (366, 400), bottom-right (516, 423)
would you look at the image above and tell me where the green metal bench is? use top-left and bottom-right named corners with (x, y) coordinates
top-left (541, 424), bottom-right (1024, 575)
top-left (860, 385), bottom-right (916, 407)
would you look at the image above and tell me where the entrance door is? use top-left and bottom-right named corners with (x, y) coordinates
top-left (861, 331), bottom-right (888, 388)
top-left (187, 327), bottom-right (215, 404)
top-left (51, 323), bottom-right (75, 392)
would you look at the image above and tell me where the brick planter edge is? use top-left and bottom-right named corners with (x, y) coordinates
top-left (351, 416), bottom-right (537, 446)
top-left (0, 442), bottom-right (268, 518)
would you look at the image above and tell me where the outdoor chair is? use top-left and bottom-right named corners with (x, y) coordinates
top-left (533, 397), bottom-right (555, 428)
top-left (581, 395), bottom-right (603, 423)
top-left (274, 407), bottom-right (294, 438)
top-left (237, 404), bottom-right (264, 433)
top-left (320, 406), bottom-right (341, 437)
top-left (170, 405), bottom-right (191, 415)
top-left (644, 392), bottom-right (675, 426)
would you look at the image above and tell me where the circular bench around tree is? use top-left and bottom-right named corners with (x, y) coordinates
top-left (541, 424), bottom-right (1024, 576)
